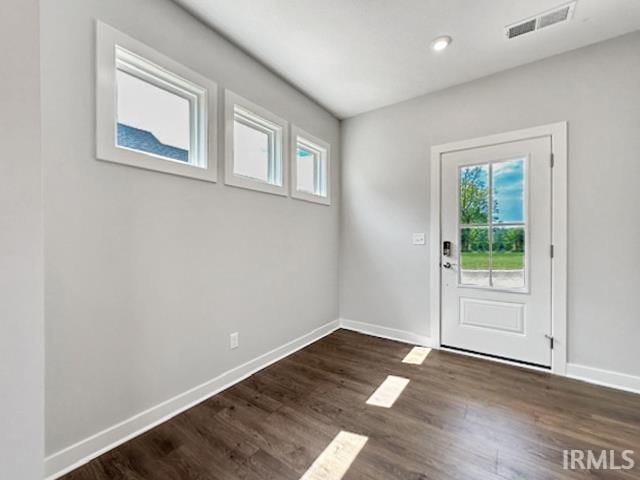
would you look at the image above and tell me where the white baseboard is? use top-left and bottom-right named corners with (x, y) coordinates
top-left (45, 319), bottom-right (340, 480)
top-left (339, 318), bottom-right (433, 347)
top-left (44, 318), bottom-right (639, 479)
top-left (566, 363), bottom-right (640, 395)
top-left (339, 319), bottom-right (640, 397)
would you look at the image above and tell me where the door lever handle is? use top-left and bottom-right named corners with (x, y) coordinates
top-left (442, 262), bottom-right (457, 269)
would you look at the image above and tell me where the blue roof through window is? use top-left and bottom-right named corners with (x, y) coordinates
top-left (117, 123), bottom-right (189, 162)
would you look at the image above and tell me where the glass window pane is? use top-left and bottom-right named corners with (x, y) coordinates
top-left (492, 158), bottom-right (525, 223)
top-left (460, 227), bottom-right (490, 287)
top-left (116, 70), bottom-right (190, 162)
top-left (492, 226), bottom-right (525, 288)
top-left (233, 120), bottom-right (271, 183)
top-left (297, 146), bottom-right (317, 194)
top-left (459, 165), bottom-right (489, 224)
top-left (316, 154), bottom-right (327, 197)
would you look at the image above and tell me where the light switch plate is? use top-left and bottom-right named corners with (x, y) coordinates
top-left (412, 233), bottom-right (426, 245)
top-left (230, 332), bottom-right (239, 349)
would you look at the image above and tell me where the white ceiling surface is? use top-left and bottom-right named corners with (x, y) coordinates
top-left (176, 0), bottom-right (640, 118)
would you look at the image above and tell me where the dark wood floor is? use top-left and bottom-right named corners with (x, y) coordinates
top-left (63, 329), bottom-right (640, 479)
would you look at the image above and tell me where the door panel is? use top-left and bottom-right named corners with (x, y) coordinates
top-left (440, 137), bottom-right (552, 367)
top-left (459, 298), bottom-right (525, 334)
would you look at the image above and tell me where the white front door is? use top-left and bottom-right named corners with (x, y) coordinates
top-left (440, 136), bottom-right (552, 367)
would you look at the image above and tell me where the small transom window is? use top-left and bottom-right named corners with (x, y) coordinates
top-left (224, 91), bottom-right (288, 196)
top-left (114, 47), bottom-right (206, 166)
top-left (291, 127), bottom-right (330, 205)
top-left (96, 21), bottom-right (217, 182)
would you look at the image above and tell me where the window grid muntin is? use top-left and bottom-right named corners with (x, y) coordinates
top-left (457, 157), bottom-right (528, 290)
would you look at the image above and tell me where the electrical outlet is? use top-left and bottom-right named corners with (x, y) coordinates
top-left (230, 332), bottom-right (239, 349)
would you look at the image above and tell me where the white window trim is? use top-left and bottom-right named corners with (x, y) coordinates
top-left (224, 90), bottom-right (289, 196)
top-left (291, 126), bottom-right (331, 205)
top-left (96, 21), bottom-right (218, 182)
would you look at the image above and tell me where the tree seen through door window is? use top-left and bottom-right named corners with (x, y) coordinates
top-left (459, 158), bottom-right (526, 288)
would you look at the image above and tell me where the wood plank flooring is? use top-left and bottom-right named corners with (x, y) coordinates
top-left (62, 329), bottom-right (640, 479)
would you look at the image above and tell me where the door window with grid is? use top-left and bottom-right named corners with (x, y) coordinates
top-left (458, 158), bottom-right (527, 289)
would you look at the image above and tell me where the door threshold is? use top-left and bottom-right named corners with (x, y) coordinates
top-left (440, 345), bottom-right (551, 372)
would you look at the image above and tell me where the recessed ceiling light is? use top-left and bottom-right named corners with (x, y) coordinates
top-left (431, 35), bottom-right (452, 52)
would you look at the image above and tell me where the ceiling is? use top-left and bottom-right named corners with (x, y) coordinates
top-left (175, 0), bottom-right (640, 118)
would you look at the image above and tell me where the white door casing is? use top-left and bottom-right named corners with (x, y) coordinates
top-left (429, 123), bottom-right (568, 374)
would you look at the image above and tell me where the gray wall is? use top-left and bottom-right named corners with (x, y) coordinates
top-left (0, 0), bottom-right (45, 478)
top-left (42, 0), bottom-right (340, 456)
top-left (340, 32), bottom-right (640, 378)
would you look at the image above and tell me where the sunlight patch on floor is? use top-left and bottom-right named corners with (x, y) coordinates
top-left (365, 375), bottom-right (410, 408)
top-left (402, 346), bottom-right (431, 365)
top-left (300, 431), bottom-right (368, 480)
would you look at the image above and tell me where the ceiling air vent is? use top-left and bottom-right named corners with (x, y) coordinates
top-left (507, 19), bottom-right (537, 39)
top-left (506, 1), bottom-right (576, 39)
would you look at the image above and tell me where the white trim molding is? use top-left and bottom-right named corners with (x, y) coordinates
top-left (340, 318), bottom-right (433, 347)
top-left (223, 89), bottom-right (289, 196)
top-left (290, 125), bottom-right (331, 205)
top-left (567, 363), bottom-right (640, 395)
top-left (430, 122), bottom-right (568, 375)
top-left (45, 320), bottom-right (340, 480)
top-left (44, 318), bottom-right (640, 479)
top-left (96, 21), bottom-right (218, 182)
top-left (340, 318), bottom-right (640, 396)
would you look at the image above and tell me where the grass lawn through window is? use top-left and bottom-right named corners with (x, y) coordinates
top-left (461, 252), bottom-right (524, 270)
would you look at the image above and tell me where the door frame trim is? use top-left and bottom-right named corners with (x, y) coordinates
top-left (429, 122), bottom-right (568, 375)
